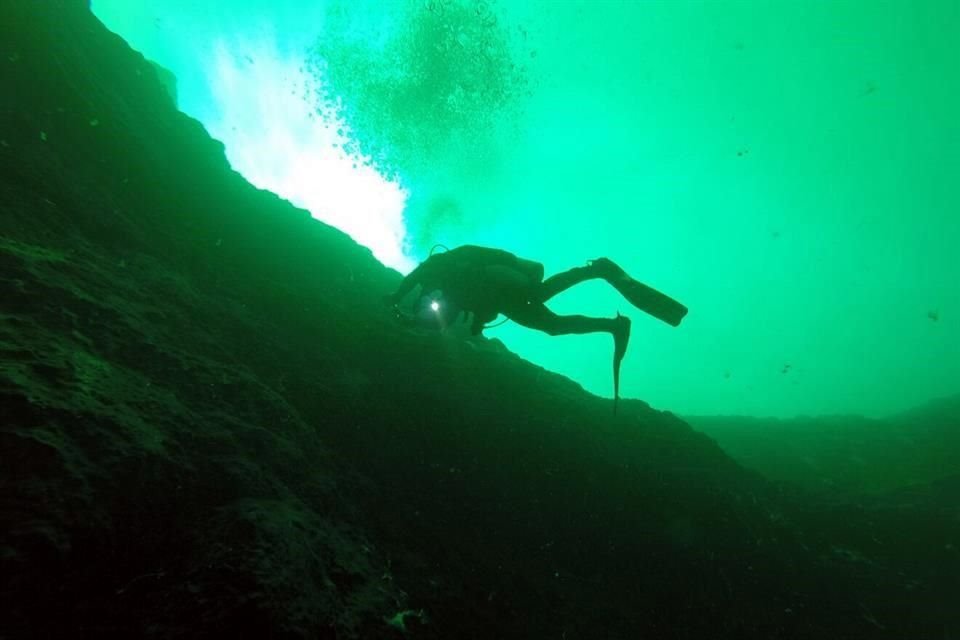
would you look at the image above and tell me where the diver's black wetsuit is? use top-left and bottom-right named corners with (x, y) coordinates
top-left (386, 245), bottom-right (628, 339)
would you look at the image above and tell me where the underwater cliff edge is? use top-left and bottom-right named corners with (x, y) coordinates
top-left (1, 2), bottom-right (957, 638)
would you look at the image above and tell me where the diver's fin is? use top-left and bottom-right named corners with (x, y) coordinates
top-left (612, 277), bottom-right (687, 327)
top-left (612, 313), bottom-right (631, 415)
top-left (589, 259), bottom-right (687, 327)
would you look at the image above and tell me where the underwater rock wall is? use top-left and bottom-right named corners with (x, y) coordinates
top-left (1, 3), bottom-right (406, 636)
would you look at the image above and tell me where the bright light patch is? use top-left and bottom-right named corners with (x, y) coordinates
top-left (204, 34), bottom-right (415, 273)
top-left (430, 300), bottom-right (440, 312)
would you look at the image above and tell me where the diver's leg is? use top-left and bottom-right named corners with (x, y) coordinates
top-left (505, 302), bottom-right (630, 356)
top-left (508, 302), bottom-right (611, 335)
top-left (535, 257), bottom-right (635, 303)
top-left (536, 265), bottom-right (602, 302)
top-left (505, 301), bottom-right (632, 411)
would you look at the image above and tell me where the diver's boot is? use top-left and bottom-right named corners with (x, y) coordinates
top-left (612, 313), bottom-right (632, 415)
top-left (588, 257), bottom-right (628, 282)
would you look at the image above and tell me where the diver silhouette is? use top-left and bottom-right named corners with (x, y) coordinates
top-left (385, 245), bottom-right (688, 413)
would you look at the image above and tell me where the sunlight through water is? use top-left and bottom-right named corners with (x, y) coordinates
top-left (204, 34), bottom-right (413, 272)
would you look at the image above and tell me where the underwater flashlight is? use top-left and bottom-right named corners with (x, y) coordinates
top-left (430, 300), bottom-right (441, 312)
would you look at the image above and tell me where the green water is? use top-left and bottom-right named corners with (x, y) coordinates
top-left (92, 0), bottom-right (959, 418)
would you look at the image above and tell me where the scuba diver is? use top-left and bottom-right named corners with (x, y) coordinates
top-left (385, 245), bottom-right (688, 413)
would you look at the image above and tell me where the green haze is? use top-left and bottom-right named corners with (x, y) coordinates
top-left (93, 0), bottom-right (959, 418)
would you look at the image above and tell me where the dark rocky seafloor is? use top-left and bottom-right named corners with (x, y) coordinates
top-left (1, 2), bottom-right (957, 638)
